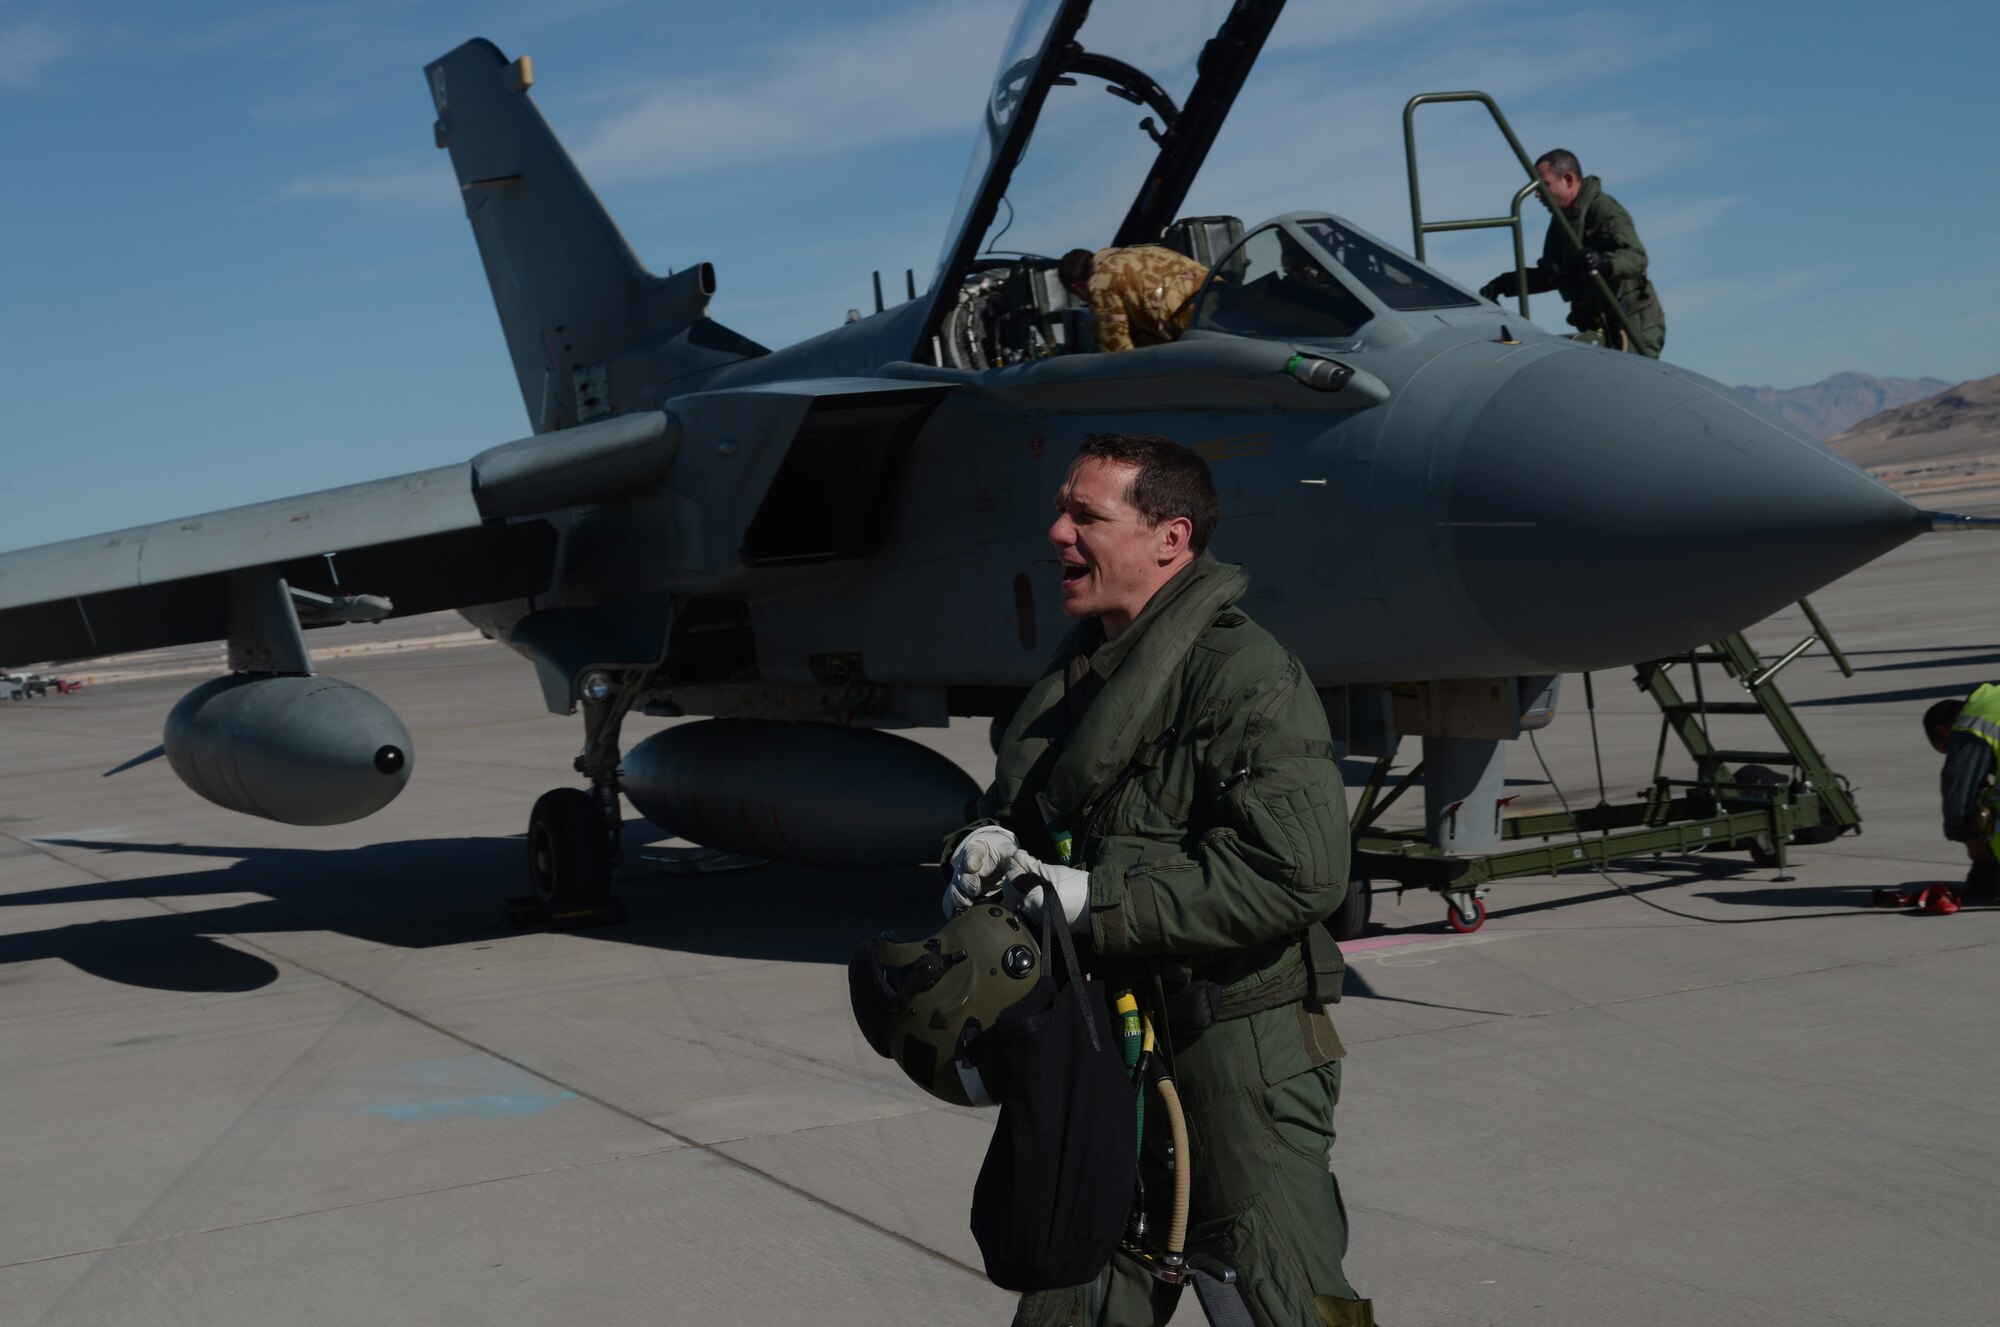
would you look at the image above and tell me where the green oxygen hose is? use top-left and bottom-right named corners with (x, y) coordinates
top-left (1115, 991), bottom-right (1145, 1156)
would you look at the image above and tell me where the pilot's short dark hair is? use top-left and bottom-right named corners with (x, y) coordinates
top-left (1536, 148), bottom-right (1582, 178)
top-left (1075, 433), bottom-right (1219, 554)
top-left (1058, 248), bottom-right (1096, 290)
top-left (1924, 698), bottom-right (1965, 738)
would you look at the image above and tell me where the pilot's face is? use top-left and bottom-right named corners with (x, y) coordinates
top-left (1536, 162), bottom-right (1582, 212)
top-left (1049, 458), bottom-right (1184, 638)
top-left (1282, 252), bottom-right (1328, 284)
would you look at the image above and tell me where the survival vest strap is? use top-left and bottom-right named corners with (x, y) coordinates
top-left (1160, 925), bottom-right (1345, 1034)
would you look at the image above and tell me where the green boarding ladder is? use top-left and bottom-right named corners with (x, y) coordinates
top-left (1632, 598), bottom-right (1861, 878)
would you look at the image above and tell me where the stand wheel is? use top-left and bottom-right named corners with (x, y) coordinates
top-left (1747, 836), bottom-right (1780, 869)
top-left (1328, 878), bottom-right (1373, 942)
top-left (1445, 895), bottom-right (1486, 934)
top-left (527, 788), bottom-right (612, 909)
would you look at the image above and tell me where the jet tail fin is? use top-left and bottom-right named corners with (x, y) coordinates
top-left (425, 40), bottom-right (765, 433)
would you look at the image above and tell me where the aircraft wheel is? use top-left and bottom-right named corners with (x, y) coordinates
top-left (1328, 878), bottom-right (1372, 942)
top-left (1445, 894), bottom-right (1486, 934)
top-left (527, 788), bottom-right (612, 909)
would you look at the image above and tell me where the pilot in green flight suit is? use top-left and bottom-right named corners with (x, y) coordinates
top-left (1481, 147), bottom-right (1666, 358)
top-left (943, 433), bottom-right (1375, 1327)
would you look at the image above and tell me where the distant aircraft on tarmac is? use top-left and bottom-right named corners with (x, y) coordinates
top-left (0, 0), bottom-right (1981, 932)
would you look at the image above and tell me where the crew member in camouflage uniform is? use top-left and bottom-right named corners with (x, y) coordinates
top-left (943, 434), bottom-right (1374, 1326)
top-left (1480, 148), bottom-right (1666, 358)
top-left (1059, 247), bottom-right (1210, 353)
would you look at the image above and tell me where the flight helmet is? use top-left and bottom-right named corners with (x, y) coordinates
top-left (848, 903), bottom-right (1045, 1107)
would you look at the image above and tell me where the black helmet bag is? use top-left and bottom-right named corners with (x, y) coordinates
top-left (968, 877), bottom-right (1137, 1292)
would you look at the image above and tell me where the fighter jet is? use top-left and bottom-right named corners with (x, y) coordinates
top-left (0, 0), bottom-right (1966, 927)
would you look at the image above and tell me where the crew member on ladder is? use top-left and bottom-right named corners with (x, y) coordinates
top-left (1926, 691), bottom-right (2000, 899)
top-left (1479, 148), bottom-right (1666, 358)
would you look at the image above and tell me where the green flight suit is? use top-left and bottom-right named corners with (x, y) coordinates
top-left (960, 553), bottom-right (1373, 1327)
top-left (1491, 175), bottom-right (1666, 358)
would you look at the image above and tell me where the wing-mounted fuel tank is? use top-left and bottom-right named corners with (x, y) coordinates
top-left (164, 675), bottom-right (413, 825)
top-left (621, 719), bottom-right (978, 869)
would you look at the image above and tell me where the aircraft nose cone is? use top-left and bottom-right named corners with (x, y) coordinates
top-left (1447, 348), bottom-right (1922, 672)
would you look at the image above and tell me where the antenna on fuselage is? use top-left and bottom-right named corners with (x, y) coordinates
top-left (872, 271), bottom-right (884, 314)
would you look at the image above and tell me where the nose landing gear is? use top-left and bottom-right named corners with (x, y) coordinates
top-left (1445, 890), bottom-right (1487, 933)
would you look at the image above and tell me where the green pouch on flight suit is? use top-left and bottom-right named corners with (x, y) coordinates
top-left (1304, 924), bottom-right (1345, 1006)
top-left (1245, 928), bottom-right (1347, 1080)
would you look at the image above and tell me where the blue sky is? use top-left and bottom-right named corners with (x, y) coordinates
top-left (2, 0), bottom-right (1994, 548)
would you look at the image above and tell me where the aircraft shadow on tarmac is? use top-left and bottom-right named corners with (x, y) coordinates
top-left (1691, 883), bottom-right (1903, 908)
top-left (1794, 680), bottom-right (1991, 707)
top-left (1690, 882), bottom-right (1969, 910)
top-left (6, 827), bottom-right (950, 993)
top-left (1855, 648), bottom-right (2000, 675)
top-left (8, 829), bottom-right (1503, 1013)
top-left (9, 834), bottom-right (1942, 996)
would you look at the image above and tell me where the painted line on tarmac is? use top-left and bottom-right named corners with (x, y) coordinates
top-left (24, 826), bottom-right (131, 843)
top-left (10, 842), bottom-right (990, 1286)
top-left (1343, 931), bottom-right (1508, 961)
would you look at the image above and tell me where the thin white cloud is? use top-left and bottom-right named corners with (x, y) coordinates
top-left (574, 2), bottom-right (1012, 181)
top-left (166, 2), bottom-right (418, 58)
top-left (0, 21), bottom-right (69, 90)
top-left (1635, 195), bottom-right (1741, 248)
top-left (1670, 268), bottom-right (1819, 321)
top-left (1267, 0), bottom-right (1509, 52)
top-left (277, 153), bottom-right (456, 213)
top-left (1170, 6), bottom-right (1744, 263)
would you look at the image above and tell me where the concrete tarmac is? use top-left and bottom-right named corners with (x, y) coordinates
top-left (3, 529), bottom-right (1998, 1326)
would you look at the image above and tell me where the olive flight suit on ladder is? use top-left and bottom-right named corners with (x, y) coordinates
top-left (1487, 175), bottom-right (1666, 358)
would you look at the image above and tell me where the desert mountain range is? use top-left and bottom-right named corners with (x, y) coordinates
top-left (1824, 373), bottom-right (2000, 509)
top-left (1733, 372), bottom-right (1951, 441)
top-left (1827, 375), bottom-right (2000, 467)
top-left (1725, 371), bottom-right (2000, 510)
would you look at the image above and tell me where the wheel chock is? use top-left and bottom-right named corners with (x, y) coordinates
top-left (1868, 884), bottom-right (1962, 915)
top-left (504, 895), bottom-right (628, 930)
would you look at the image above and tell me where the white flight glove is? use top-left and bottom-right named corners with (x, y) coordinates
top-left (1003, 847), bottom-right (1092, 935)
top-left (943, 825), bottom-right (1020, 917)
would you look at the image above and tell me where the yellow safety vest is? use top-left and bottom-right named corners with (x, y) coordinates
top-left (1950, 682), bottom-right (2000, 853)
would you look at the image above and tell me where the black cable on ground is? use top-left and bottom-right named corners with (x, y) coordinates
top-left (1523, 728), bottom-right (1962, 926)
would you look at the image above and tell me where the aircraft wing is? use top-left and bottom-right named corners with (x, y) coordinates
top-left (0, 411), bottom-right (677, 668)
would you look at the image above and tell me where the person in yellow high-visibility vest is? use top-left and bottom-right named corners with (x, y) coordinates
top-left (1926, 689), bottom-right (2000, 897)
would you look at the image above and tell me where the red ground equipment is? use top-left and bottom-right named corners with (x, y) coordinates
top-left (1868, 883), bottom-right (1961, 915)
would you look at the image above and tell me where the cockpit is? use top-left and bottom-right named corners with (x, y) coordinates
top-left (934, 213), bottom-right (1483, 369)
top-left (1190, 217), bottom-right (1479, 343)
top-left (917, 0), bottom-right (1484, 370)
